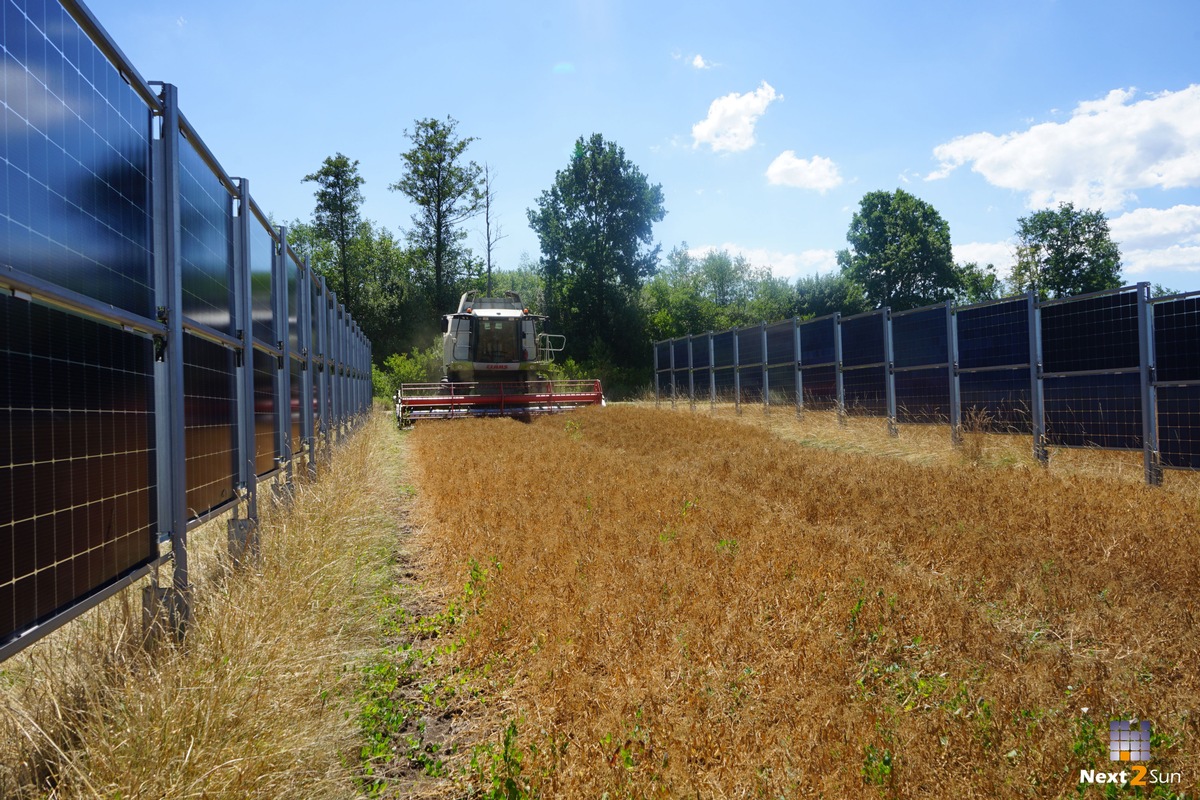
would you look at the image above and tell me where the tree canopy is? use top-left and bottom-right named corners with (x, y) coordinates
top-left (391, 116), bottom-right (484, 314)
top-left (302, 153), bottom-right (365, 316)
top-left (528, 133), bottom-right (665, 365)
top-left (840, 189), bottom-right (958, 311)
top-left (1010, 202), bottom-right (1122, 299)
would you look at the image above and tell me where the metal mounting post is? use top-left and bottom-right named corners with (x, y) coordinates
top-left (946, 299), bottom-right (962, 447)
top-left (150, 81), bottom-right (191, 633)
top-left (884, 308), bottom-right (898, 437)
top-left (1028, 290), bottom-right (1048, 465)
top-left (1137, 282), bottom-right (1163, 486)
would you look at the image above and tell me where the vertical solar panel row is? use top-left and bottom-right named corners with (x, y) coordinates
top-left (655, 281), bottom-right (1200, 483)
top-left (1, 0), bottom-right (374, 660)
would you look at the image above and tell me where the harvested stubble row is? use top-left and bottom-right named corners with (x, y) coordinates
top-left (410, 404), bottom-right (1200, 798)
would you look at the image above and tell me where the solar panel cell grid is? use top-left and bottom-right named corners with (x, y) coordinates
top-left (2, 297), bottom-right (156, 643)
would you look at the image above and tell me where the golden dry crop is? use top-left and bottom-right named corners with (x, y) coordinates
top-left (410, 403), bottom-right (1200, 798)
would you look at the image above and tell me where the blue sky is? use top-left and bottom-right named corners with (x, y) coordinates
top-left (86, 0), bottom-right (1200, 291)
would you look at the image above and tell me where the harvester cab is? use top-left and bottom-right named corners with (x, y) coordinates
top-left (395, 291), bottom-right (604, 425)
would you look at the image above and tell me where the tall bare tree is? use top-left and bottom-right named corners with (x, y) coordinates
top-left (480, 163), bottom-right (507, 295)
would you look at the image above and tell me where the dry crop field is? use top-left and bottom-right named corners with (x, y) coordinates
top-left (409, 404), bottom-right (1200, 798)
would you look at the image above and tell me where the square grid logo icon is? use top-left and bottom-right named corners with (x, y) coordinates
top-left (1109, 720), bottom-right (1151, 762)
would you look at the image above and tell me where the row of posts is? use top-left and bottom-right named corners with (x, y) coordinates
top-left (148, 83), bottom-right (373, 635)
top-left (654, 287), bottom-right (1163, 486)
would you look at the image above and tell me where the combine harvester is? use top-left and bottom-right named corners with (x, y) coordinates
top-left (395, 291), bottom-right (604, 426)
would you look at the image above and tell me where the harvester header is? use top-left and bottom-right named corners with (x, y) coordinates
top-left (394, 291), bottom-right (604, 425)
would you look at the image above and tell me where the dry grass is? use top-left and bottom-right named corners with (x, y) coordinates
top-left (0, 414), bottom-right (407, 799)
top-left (410, 403), bottom-right (1200, 797)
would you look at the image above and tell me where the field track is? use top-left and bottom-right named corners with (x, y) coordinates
top-left (410, 403), bottom-right (1200, 798)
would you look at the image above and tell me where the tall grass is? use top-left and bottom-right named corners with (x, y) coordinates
top-left (411, 404), bottom-right (1200, 797)
top-left (0, 414), bottom-right (405, 798)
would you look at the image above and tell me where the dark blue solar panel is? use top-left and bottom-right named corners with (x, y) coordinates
top-left (290, 355), bottom-right (302, 447)
top-left (765, 321), bottom-right (794, 366)
top-left (842, 365), bottom-right (886, 415)
top-left (250, 216), bottom-right (275, 344)
top-left (252, 347), bottom-right (277, 475)
top-left (712, 366), bottom-right (735, 398)
top-left (2, 296), bottom-right (156, 644)
top-left (179, 137), bottom-right (233, 331)
top-left (737, 367), bottom-right (763, 403)
top-left (737, 326), bottom-right (763, 365)
top-left (892, 307), bottom-right (947, 369)
top-left (1158, 385), bottom-right (1200, 469)
top-left (0, 0), bottom-right (153, 315)
top-left (840, 313), bottom-right (884, 367)
top-left (1044, 373), bottom-right (1141, 450)
top-left (799, 317), bottom-right (835, 366)
top-left (801, 365), bottom-right (837, 408)
top-left (959, 369), bottom-right (1032, 433)
top-left (654, 342), bottom-right (671, 371)
top-left (1153, 297), bottom-right (1200, 383)
top-left (766, 366), bottom-right (797, 402)
top-left (957, 299), bottom-right (1029, 370)
top-left (287, 254), bottom-right (301, 356)
top-left (672, 339), bottom-right (689, 369)
top-left (183, 333), bottom-right (237, 517)
top-left (1041, 291), bottom-right (1139, 374)
top-left (895, 367), bottom-right (949, 423)
top-left (712, 331), bottom-right (734, 368)
top-left (691, 335), bottom-right (711, 369)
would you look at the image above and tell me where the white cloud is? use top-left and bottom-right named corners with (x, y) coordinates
top-left (927, 85), bottom-right (1200, 211)
top-left (691, 81), bottom-right (781, 153)
top-left (1110, 205), bottom-right (1200, 274)
top-left (689, 242), bottom-right (837, 281)
top-left (691, 54), bottom-right (713, 69)
top-left (953, 241), bottom-right (1017, 281)
top-left (765, 151), bottom-right (843, 192)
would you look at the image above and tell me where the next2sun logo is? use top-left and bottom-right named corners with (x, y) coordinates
top-left (1078, 719), bottom-right (1183, 788)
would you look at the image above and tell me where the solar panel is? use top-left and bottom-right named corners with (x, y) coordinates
top-left (1041, 291), bottom-right (1139, 374)
top-left (895, 368), bottom-right (950, 423)
top-left (891, 306), bottom-right (947, 369)
top-left (252, 347), bottom-right (277, 475)
top-left (765, 321), bottom-right (795, 367)
top-left (1158, 386), bottom-right (1200, 469)
top-left (843, 365), bottom-right (887, 416)
top-left (956, 298), bottom-right (1029, 371)
top-left (736, 326), bottom-right (763, 365)
top-left (0, 0), bottom-right (154, 315)
top-left (800, 365), bottom-right (837, 408)
top-left (799, 316), bottom-right (836, 366)
top-left (2, 297), bottom-right (156, 644)
top-left (182, 333), bottom-right (237, 518)
top-left (840, 312), bottom-right (885, 368)
top-left (179, 136), bottom-right (233, 331)
top-left (1044, 373), bottom-right (1141, 450)
top-left (1153, 296), bottom-right (1200, 383)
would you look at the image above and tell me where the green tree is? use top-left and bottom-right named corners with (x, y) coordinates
top-left (527, 133), bottom-right (666, 365)
top-left (302, 153), bottom-right (365, 316)
top-left (391, 116), bottom-right (484, 314)
top-left (794, 270), bottom-right (870, 319)
top-left (840, 189), bottom-right (959, 311)
top-left (1010, 202), bottom-right (1122, 299)
top-left (954, 262), bottom-right (1006, 305)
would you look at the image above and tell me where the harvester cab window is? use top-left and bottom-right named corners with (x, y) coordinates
top-left (475, 320), bottom-right (518, 363)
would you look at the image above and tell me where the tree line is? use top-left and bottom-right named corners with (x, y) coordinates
top-left (291, 121), bottom-right (1132, 397)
